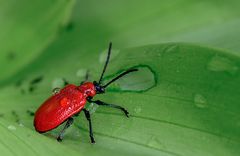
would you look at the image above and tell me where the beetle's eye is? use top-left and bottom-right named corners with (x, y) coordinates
top-left (52, 88), bottom-right (61, 95)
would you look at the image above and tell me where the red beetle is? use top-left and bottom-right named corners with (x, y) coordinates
top-left (34, 43), bottom-right (138, 143)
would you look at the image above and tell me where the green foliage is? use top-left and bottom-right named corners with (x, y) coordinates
top-left (0, 0), bottom-right (240, 156)
top-left (0, 0), bottom-right (75, 82)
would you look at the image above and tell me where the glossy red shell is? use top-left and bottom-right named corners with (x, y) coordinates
top-left (34, 83), bottom-right (95, 133)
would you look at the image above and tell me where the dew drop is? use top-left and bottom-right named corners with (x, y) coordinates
top-left (30, 76), bottom-right (43, 85)
top-left (52, 78), bottom-right (65, 89)
top-left (162, 44), bottom-right (179, 57)
top-left (6, 51), bottom-right (16, 61)
top-left (8, 125), bottom-right (16, 131)
top-left (26, 110), bottom-right (35, 116)
top-left (207, 55), bottom-right (238, 75)
top-left (147, 136), bottom-right (162, 149)
top-left (194, 94), bottom-right (208, 108)
top-left (65, 21), bottom-right (74, 31)
top-left (103, 65), bottom-right (156, 92)
top-left (74, 131), bottom-right (81, 137)
top-left (76, 69), bottom-right (88, 78)
top-left (87, 103), bottom-right (99, 114)
top-left (19, 123), bottom-right (24, 127)
top-left (52, 88), bottom-right (61, 95)
top-left (99, 48), bottom-right (120, 63)
top-left (134, 106), bottom-right (142, 114)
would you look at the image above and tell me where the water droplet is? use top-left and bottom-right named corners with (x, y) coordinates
top-left (6, 51), bottom-right (16, 61)
top-left (19, 123), bottom-right (24, 127)
top-left (52, 78), bottom-right (65, 89)
top-left (52, 88), bottom-right (61, 95)
top-left (162, 44), bottom-right (179, 57)
top-left (74, 131), bottom-right (80, 137)
top-left (60, 97), bottom-right (70, 107)
top-left (30, 76), bottom-right (44, 85)
top-left (99, 48), bottom-right (120, 63)
top-left (134, 106), bottom-right (142, 114)
top-left (194, 94), bottom-right (208, 108)
top-left (103, 65), bottom-right (156, 92)
top-left (87, 103), bottom-right (99, 114)
top-left (65, 21), bottom-right (74, 31)
top-left (27, 109), bottom-right (35, 116)
top-left (207, 55), bottom-right (238, 75)
top-left (8, 125), bottom-right (16, 131)
top-left (76, 69), bottom-right (87, 78)
top-left (147, 136), bottom-right (162, 149)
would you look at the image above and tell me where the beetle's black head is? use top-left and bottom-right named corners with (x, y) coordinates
top-left (93, 81), bottom-right (105, 94)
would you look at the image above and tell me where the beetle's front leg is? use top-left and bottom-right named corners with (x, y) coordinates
top-left (87, 99), bottom-right (129, 117)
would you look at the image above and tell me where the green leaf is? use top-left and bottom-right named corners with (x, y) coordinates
top-left (73, 0), bottom-right (240, 52)
top-left (0, 118), bottom-right (79, 156)
top-left (1, 1), bottom-right (240, 156)
top-left (0, 0), bottom-right (75, 82)
top-left (0, 43), bottom-right (239, 156)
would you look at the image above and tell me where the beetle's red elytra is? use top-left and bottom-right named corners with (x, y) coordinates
top-left (34, 42), bottom-right (138, 143)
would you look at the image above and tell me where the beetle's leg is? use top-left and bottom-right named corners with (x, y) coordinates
top-left (80, 70), bottom-right (90, 85)
top-left (57, 117), bottom-right (74, 142)
top-left (88, 99), bottom-right (129, 117)
top-left (82, 108), bottom-right (95, 143)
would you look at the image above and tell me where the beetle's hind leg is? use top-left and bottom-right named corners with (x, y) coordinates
top-left (57, 117), bottom-right (74, 142)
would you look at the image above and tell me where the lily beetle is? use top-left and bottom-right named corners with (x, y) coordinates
top-left (34, 43), bottom-right (138, 143)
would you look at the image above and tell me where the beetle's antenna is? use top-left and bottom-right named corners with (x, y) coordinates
top-left (98, 42), bottom-right (112, 84)
top-left (103, 68), bottom-right (138, 88)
